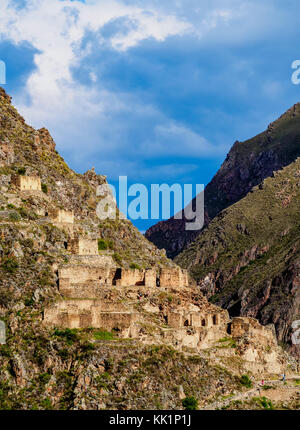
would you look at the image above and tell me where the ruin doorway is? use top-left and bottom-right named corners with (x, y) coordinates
top-left (112, 268), bottom-right (122, 286)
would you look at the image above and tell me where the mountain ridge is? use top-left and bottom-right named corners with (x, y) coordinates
top-left (146, 102), bottom-right (300, 258)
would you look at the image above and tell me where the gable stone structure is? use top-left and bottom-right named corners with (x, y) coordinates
top-left (11, 174), bottom-right (41, 191)
top-left (160, 267), bottom-right (189, 288)
top-left (49, 208), bottom-right (74, 224)
top-left (67, 236), bottom-right (98, 256)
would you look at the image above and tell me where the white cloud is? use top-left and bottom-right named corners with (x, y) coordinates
top-left (0, 0), bottom-right (190, 118)
top-left (0, 0), bottom-right (285, 182)
top-left (0, 0), bottom-right (202, 181)
top-left (145, 122), bottom-right (226, 158)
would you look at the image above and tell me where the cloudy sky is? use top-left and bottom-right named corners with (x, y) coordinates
top-left (0, 0), bottom-right (300, 231)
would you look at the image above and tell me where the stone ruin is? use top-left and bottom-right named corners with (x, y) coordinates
top-left (1, 136), bottom-right (286, 364)
top-left (11, 174), bottom-right (41, 192)
top-left (43, 238), bottom-right (231, 349)
top-left (167, 309), bottom-right (224, 329)
top-left (228, 316), bottom-right (277, 346)
top-left (4, 173), bottom-right (277, 356)
top-left (56, 251), bottom-right (189, 296)
top-left (48, 208), bottom-right (74, 224)
top-left (67, 236), bottom-right (98, 256)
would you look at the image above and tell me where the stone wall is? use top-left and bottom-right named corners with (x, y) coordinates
top-left (160, 268), bottom-right (189, 288)
top-left (58, 265), bottom-right (191, 298)
top-left (59, 265), bottom-right (112, 287)
top-left (49, 208), bottom-right (74, 224)
top-left (11, 175), bottom-right (41, 191)
top-left (145, 269), bottom-right (157, 288)
top-left (113, 268), bottom-right (158, 288)
top-left (167, 309), bottom-right (227, 330)
top-left (230, 317), bottom-right (277, 345)
top-left (44, 300), bottom-right (138, 336)
top-left (68, 237), bottom-right (98, 256)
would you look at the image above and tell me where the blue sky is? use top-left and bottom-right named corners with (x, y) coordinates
top-left (0, 0), bottom-right (300, 231)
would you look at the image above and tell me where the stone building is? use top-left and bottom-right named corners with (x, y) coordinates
top-left (43, 299), bottom-right (138, 337)
top-left (114, 268), bottom-right (157, 288)
top-left (49, 208), bottom-right (74, 224)
top-left (167, 310), bottom-right (224, 329)
top-left (11, 174), bottom-right (41, 191)
top-left (43, 233), bottom-right (282, 357)
top-left (160, 268), bottom-right (189, 288)
top-left (67, 236), bottom-right (98, 256)
top-left (228, 316), bottom-right (277, 346)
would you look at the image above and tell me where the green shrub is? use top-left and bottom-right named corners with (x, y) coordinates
top-left (7, 203), bottom-right (16, 209)
top-left (41, 398), bottom-right (53, 409)
top-left (53, 328), bottom-right (79, 345)
top-left (113, 253), bottom-right (122, 265)
top-left (252, 396), bottom-right (274, 410)
top-left (217, 337), bottom-right (237, 348)
top-left (80, 342), bottom-right (96, 356)
top-left (9, 211), bottom-right (21, 222)
top-left (2, 257), bottom-right (18, 273)
top-left (130, 263), bottom-right (141, 270)
top-left (24, 297), bottom-right (34, 307)
top-left (182, 396), bottom-right (198, 410)
top-left (58, 348), bottom-right (69, 360)
top-left (95, 372), bottom-right (111, 389)
top-left (94, 330), bottom-right (115, 340)
top-left (98, 238), bottom-right (114, 251)
top-left (98, 239), bottom-right (108, 250)
top-left (17, 167), bottom-right (26, 175)
top-left (240, 374), bottom-right (253, 388)
top-left (262, 385), bottom-right (274, 390)
top-left (39, 373), bottom-right (51, 385)
top-left (41, 183), bottom-right (48, 194)
top-left (18, 207), bottom-right (28, 218)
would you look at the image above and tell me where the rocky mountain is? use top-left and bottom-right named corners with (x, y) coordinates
top-left (146, 103), bottom-right (300, 258)
top-left (0, 88), bottom-right (170, 270)
top-left (175, 155), bottom-right (300, 355)
top-left (0, 87), bottom-right (298, 410)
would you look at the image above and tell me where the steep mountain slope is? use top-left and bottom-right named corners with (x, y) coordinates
top-left (146, 103), bottom-right (300, 258)
top-left (0, 87), bottom-right (169, 270)
top-left (0, 87), bottom-right (297, 410)
top-left (175, 156), bottom-right (300, 354)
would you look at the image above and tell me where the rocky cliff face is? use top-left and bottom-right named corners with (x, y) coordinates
top-left (146, 103), bottom-right (300, 258)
